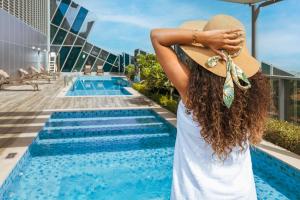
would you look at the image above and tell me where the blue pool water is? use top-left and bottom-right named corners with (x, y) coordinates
top-left (0, 109), bottom-right (299, 200)
top-left (66, 76), bottom-right (131, 96)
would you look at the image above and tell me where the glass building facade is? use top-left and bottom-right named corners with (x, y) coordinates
top-left (50, 0), bottom-right (134, 73)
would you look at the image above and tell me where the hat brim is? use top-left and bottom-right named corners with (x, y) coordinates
top-left (179, 20), bottom-right (260, 78)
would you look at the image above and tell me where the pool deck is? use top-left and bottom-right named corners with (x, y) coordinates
top-left (0, 75), bottom-right (299, 186)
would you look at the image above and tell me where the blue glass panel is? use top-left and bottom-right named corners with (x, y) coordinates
top-left (63, 32), bottom-right (76, 45)
top-left (70, 7), bottom-right (88, 34)
top-left (50, 0), bottom-right (61, 20)
top-left (83, 42), bottom-right (93, 53)
top-left (74, 37), bottom-right (85, 46)
top-left (50, 25), bottom-right (58, 42)
top-left (99, 49), bottom-right (109, 60)
top-left (52, 29), bottom-right (67, 45)
top-left (113, 57), bottom-right (119, 66)
top-left (125, 53), bottom-right (129, 66)
top-left (103, 62), bottom-right (113, 72)
top-left (90, 46), bottom-right (100, 57)
top-left (51, 0), bottom-right (71, 26)
top-left (106, 54), bottom-right (117, 64)
top-left (59, 46), bottom-right (71, 70)
top-left (74, 52), bottom-right (88, 72)
top-left (62, 47), bottom-right (82, 72)
top-left (84, 55), bottom-right (96, 67)
top-left (92, 59), bottom-right (105, 72)
top-left (110, 64), bottom-right (119, 72)
top-left (60, 2), bottom-right (80, 31)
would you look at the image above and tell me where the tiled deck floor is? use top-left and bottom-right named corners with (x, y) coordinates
top-left (0, 76), bottom-right (299, 185)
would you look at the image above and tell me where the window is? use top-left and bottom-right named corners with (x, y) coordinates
top-left (99, 49), bottom-right (109, 60)
top-left (60, 2), bottom-right (80, 31)
top-left (74, 37), bottom-right (85, 46)
top-left (125, 53), bottom-right (130, 66)
top-left (84, 55), bottom-right (96, 69)
top-left (113, 57), bottom-right (119, 66)
top-left (73, 51), bottom-right (88, 72)
top-left (83, 42), bottom-right (92, 53)
top-left (106, 54), bottom-right (117, 65)
top-left (50, 0), bottom-right (61, 20)
top-left (70, 7), bottom-right (88, 34)
top-left (50, 46), bottom-right (60, 53)
top-left (58, 46), bottom-right (71, 70)
top-left (92, 59), bottom-right (105, 72)
top-left (90, 46), bottom-right (100, 57)
top-left (52, 28), bottom-right (67, 45)
top-left (61, 47), bottom-right (82, 72)
top-left (63, 32), bottom-right (76, 45)
top-left (78, 14), bottom-right (95, 38)
top-left (51, 0), bottom-right (71, 26)
top-left (50, 25), bottom-right (58, 42)
top-left (103, 62), bottom-right (113, 72)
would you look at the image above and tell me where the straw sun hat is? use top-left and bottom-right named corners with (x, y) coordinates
top-left (179, 14), bottom-right (260, 78)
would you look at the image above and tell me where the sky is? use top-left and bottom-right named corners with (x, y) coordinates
top-left (76, 0), bottom-right (300, 72)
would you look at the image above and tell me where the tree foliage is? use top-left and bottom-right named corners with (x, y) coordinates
top-left (134, 54), bottom-right (174, 95)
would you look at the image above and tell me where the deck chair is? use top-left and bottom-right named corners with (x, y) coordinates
top-left (0, 69), bottom-right (39, 91)
top-left (84, 65), bottom-right (92, 75)
top-left (96, 65), bottom-right (104, 76)
top-left (29, 66), bottom-right (51, 83)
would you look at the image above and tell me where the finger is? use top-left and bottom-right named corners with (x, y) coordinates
top-left (225, 31), bottom-right (244, 39)
top-left (225, 28), bottom-right (243, 34)
top-left (211, 48), bottom-right (227, 61)
top-left (222, 45), bottom-right (242, 51)
top-left (225, 38), bottom-right (244, 45)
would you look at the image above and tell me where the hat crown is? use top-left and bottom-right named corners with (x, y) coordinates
top-left (203, 15), bottom-right (245, 32)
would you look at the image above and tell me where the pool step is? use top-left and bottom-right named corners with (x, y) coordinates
top-left (37, 133), bottom-right (171, 145)
top-left (47, 115), bottom-right (156, 123)
top-left (45, 116), bottom-right (160, 128)
top-left (39, 124), bottom-right (173, 139)
top-left (43, 122), bottom-right (165, 131)
top-left (30, 133), bottom-right (175, 156)
top-left (49, 109), bottom-right (156, 120)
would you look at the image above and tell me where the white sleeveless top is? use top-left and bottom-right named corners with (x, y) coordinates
top-left (171, 100), bottom-right (257, 200)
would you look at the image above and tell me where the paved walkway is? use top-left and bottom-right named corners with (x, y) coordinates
top-left (0, 76), bottom-right (299, 185)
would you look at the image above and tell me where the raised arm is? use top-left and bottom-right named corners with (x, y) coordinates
top-left (150, 28), bottom-right (243, 101)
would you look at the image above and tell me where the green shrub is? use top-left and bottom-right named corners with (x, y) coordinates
top-left (132, 83), bottom-right (148, 94)
top-left (264, 119), bottom-right (300, 155)
top-left (125, 64), bottom-right (136, 81)
top-left (133, 82), bottom-right (179, 113)
top-left (159, 95), bottom-right (178, 113)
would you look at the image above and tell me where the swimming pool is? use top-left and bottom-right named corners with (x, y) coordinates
top-left (66, 76), bottom-right (131, 96)
top-left (0, 109), bottom-right (299, 200)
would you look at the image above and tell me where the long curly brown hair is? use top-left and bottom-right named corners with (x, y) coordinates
top-left (185, 61), bottom-right (271, 159)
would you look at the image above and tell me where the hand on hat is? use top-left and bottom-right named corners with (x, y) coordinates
top-left (200, 29), bottom-right (244, 61)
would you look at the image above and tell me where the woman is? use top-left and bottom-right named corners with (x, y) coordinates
top-left (150, 15), bottom-right (270, 199)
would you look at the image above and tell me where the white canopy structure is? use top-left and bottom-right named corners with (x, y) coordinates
top-left (221, 0), bottom-right (266, 4)
top-left (220, 0), bottom-right (282, 58)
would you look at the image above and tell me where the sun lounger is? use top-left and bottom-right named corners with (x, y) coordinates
top-left (0, 69), bottom-right (39, 91)
top-left (84, 65), bottom-right (92, 75)
top-left (29, 66), bottom-right (51, 83)
top-left (96, 65), bottom-right (104, 76)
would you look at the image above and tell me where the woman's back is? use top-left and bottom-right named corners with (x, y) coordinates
top-left (171, 100), bottom-right (257, 200)
top-left (150, 15), bottom-right (270, 200)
